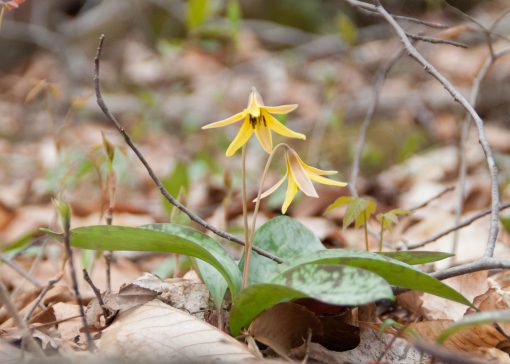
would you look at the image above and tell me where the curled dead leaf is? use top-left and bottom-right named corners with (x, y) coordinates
top-left (99, 299), bottom-right (255, 363)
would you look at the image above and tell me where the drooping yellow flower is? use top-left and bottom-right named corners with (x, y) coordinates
top-left (257, 148), bottom-right (347, 214)
top-left (202, 88), bottom-right (305, 157)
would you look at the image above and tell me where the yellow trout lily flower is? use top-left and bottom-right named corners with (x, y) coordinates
top-left (257, 148), bottom-right (347, 214)
top-left (202, 88), bottom-right (305, 157)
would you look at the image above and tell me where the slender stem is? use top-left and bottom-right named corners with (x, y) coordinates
top-left (241, 145), bottom-right (251, 289)
top-left (250, 144), bottom-right (288, 244)
top-left (243, 143), bottom-right (289, 289)
top-left (63, 213), bottom-right (94, 352)
top-left (379, 217), bottom-right (384, 253)
top-left (364, 210), bottom-right (369, 251)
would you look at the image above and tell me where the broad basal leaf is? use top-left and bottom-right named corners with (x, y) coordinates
top-left (244, 216), bottom-right (326, 284)
top-left (278, 249), bottom-right (471, 306)
top-left (380, 251), bottom-right (453, 265)
top-left (229, 264), bottom-right (393, 336)
top-left (142, 223), bottom-right (232, 309)
top-left (47, 225), bottom-right (242, 300)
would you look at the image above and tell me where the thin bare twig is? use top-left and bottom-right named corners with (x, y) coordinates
top-left (404, 201), bottom-right (510, 251)
top-left (83, 269), bottom-right (111, 322)
top-left (443, 2), bottom-right (510, 58)
top-left (432, 258), bottom-right (510, 281)
top-left (93, 35), bottom-right (283, 264)
top-left (24, 274), bottom-right (63, 322)
top-left (405, 32), bottom-right (467, 48)
top-left (0, 281), bottom-right (45, 357)
top-left (62, 210), bottom-right (94, 352)
top-left (453, 46), bottom-right (510, 258)
top-left (0, 255), bottom-right (43, 288)
top-left (349, 47), bottom-right (405, 196)
top-left (408, 186), bottom-right (455, 212)
top-left (348, 0), bottom-right (449, 29)
top-left (365, 0), bottom-right (501, 258)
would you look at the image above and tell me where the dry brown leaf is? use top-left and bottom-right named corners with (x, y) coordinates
top-left (409, 319), bottom-right (508, 353)
top-left (129, 273), bottom-right (212, 317)
top-left (248, 302), bottom-right (322, 358)
top-left (99, 299), bottom-right (255, 363)
top-left (399, 271), bottom-right (489, 320)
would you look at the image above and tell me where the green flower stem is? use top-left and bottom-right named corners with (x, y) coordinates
top-left (242, 143), bottom-right (289, 288)
top-left (241, 145), bottom-right (250, 288)
top-left (250, 144), bottom-right (289, 243)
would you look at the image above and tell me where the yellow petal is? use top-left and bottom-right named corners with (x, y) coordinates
top-left (262, 104), bottom-right (298, 114)
top-left (246, 88), bottom-right (262, 117)
top-left (254, 122), bottom-right (273, 153)
top-left (282, 178), bottom-right (299, 214)
top-left (286, 150), bottom-right (318, 198)
top-left (202, 111), bottom-right (246, 129)
top-left (225, 119), bottom-right (254, 157)
top-left (253, 174), bottom-right (287, 202)
top-left (309, 173), bottom-right (348, 187)
top-left (295, 153), bottom-right (337, 176)
top-left (264, 111), bottom-right (306, 140)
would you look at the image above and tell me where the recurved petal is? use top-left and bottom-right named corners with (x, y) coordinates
top-left (282, 178), bottom-right (299, 214)
top-left (295, 154), bottom-right (337, 175)
top-left (225, 119), bottom-right (254, 157)
top-left (254, 122), bottom-right (273, 153)
top-left (202, 111), bottom-right (246, 129)
top-left (253, 174), bottom-right (287, 202)
top-left (286, 150), bottom-right (318, 198)
top-left (309, 173), bottom-right (347, 187)
top-left (264, 112), bottom-right (306, 140)
top-left (246, 88), bottom-right (262, 116)
top-left (262, 104), bottom-right (298, 114)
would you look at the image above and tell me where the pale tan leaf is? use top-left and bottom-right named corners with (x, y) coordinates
top-left (99, 299), bottom-right (255, 363)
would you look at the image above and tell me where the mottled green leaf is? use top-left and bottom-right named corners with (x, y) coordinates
top-left (279, 249), bottom-right (471, 306)
top-left (230, 264), bottom-right (393, 336)
top-left (229, 284), bottom-right (306, 336)
top-left (380, 251), bottom-right (453, 265)
top-left (142, 223), bottom-right (235, 309)
top-left (246, 216), bottom-right (325, 284)
top-left (437, 310), bottom-right (510, 344)
top-left (47, 224), bottom-right (241, 301)
top-left (272, 264), bottom-right (393, 305)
